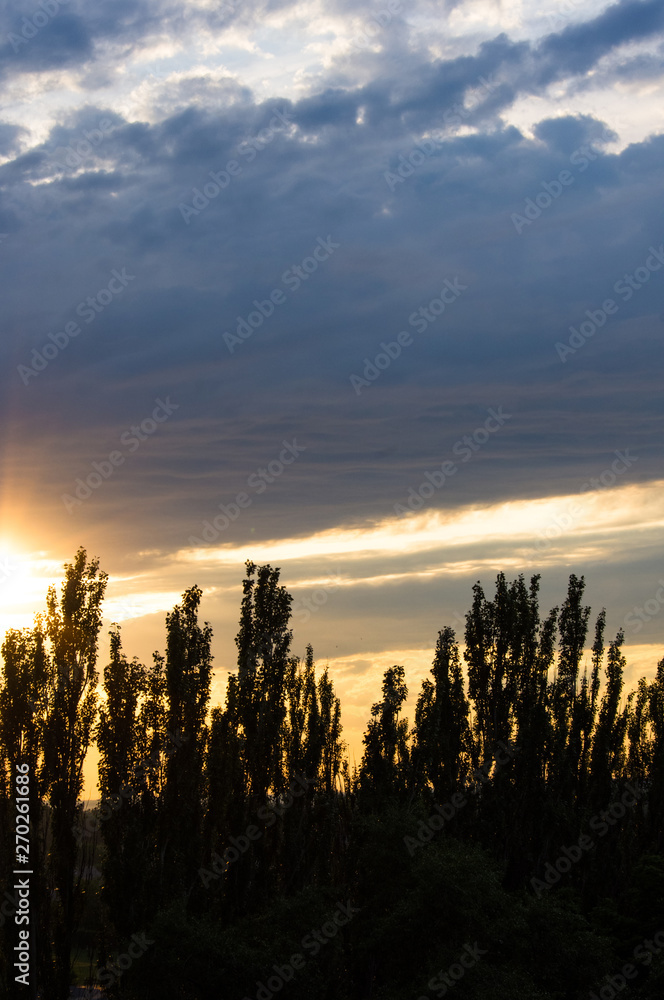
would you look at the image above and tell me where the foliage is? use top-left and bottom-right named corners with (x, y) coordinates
top-left (1, 558), bottom-right (663, 1000)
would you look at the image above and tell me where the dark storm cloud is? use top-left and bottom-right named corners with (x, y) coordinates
top-left (0, 0), bottom-right (179, 79)
top-left (535, 0), bottom-right (664, 84)
top-left (1, 0), bottom-right (662, 99)
top-left (532, 114), bottom-right (618, 155)
top-left (1, 0), bottom-right (663, 553)
top-left (0, 11), bottom-right (92, 79)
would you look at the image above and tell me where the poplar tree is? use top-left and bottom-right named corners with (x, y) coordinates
top-left (0, 623), bottom-right (52, 998)
top-left (317, 664), bottom-right (345, 795)
top-left (234, 561), bottom-right (293, 801)
top-left (42, 548), bottom-right (107, 1000)
top-left (161, 585), bottom-right (213, 899)
top-left (359, 665), bottom-right (409, 798)
top-left (550, 575), bottom-right (591, 798)
top-left (464, 573), bottom-right (519, 761)
top-left (646, 659), bottom-right (664, 849)
top-left (412, 626), bottom-right (472, 800)
top-left (96, 627), bottom-right (149, 936)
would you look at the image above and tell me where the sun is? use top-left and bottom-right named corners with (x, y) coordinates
top-left (0, 543), bottom-right (63, 638)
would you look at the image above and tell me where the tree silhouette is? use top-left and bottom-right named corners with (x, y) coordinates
top-left (42, 548), bottom-right (107, 1000)
top-left (412, 625), bottom-right (472, 800)
top-left (2, 556), bottom-right (664, 1000)
top-left (359, 664), bottom-right (409, 799)
top-left (161, 585), bottom-right (212, 900)
top-left (0, 622), bottom-right (51, 998)
top-left (96, 627), bottom-right (149, 936)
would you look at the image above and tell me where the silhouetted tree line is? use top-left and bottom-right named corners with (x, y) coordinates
top-left (1, 549), bottom-right (664, 1000)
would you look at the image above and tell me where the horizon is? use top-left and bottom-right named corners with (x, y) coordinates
top-left (1, 547), bottom-right (662, 801)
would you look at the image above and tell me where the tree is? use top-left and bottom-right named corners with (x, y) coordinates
top-left (646, 658), bottom-right (664, 850)
top-left (550, 574), bottom-right (591, 801)
top-left (42, 548), bottom-right (107, 1000)
top-left (317, 663), bottom-right (345, 796)
top-left (96, 627), bottom-right (149, 936)
top-left (464, 573), bottom-right (521, 760)
top-left (412, 626), bottom-right (472, 799)
top-left (0, 623), bottom-right (51, 998)
top-left (234, 561), bottom-right (293, 802)
top-left (359, 665), bottom-right (409, 798)
top-left (161, 585), bottom-right (213, 899)
top-left (590, 628), bottom-right (627, 806)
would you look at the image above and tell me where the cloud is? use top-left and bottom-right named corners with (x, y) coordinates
top-left (0, 121), bottom-right (28, 156)
top-left (1, 90), bottom-right (662, 554)
top-left (535, 0), bottom-right (664, 85)
top-left (0, 9), bottom-right (93, 80)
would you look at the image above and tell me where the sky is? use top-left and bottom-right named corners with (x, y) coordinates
top-left (0, 0), bottom-right (663, 789)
